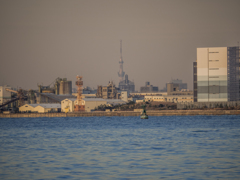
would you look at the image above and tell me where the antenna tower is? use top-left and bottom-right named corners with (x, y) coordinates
top-left (118, 40), bottom-right (125, 83)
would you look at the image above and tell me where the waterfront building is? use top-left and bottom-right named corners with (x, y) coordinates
top-left (19, 104), bottom-right (61, 113)
top-left (61, 98), bottom-right (76, 112)
top-left (144, 95), bottom-right (193, 103)
top-left (194, 47), bottom-right (239, 102)
top-left (82, 98), bottom-right (125, 112)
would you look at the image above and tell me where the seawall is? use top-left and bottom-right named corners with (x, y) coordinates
top-left (1, 110), bottom-right (240, 118)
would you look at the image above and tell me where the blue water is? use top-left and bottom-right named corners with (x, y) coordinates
top-left (0, 115), bottom-right (240, 180)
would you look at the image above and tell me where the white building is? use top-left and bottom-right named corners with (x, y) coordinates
top-left (61, 98), bottom-right (76, 113)
top-left (195, 47), bottom-right (239, 102)
top-left (144, 95), bottom-right (193, 103)
top-left (121, 91), bottom-right (129, 102)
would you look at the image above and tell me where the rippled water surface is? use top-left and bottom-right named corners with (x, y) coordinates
top-left (1, 115), bottom-right (240, 179)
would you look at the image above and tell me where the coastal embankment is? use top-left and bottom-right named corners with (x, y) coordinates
top-left (1, 110), bottom-right (240, 118)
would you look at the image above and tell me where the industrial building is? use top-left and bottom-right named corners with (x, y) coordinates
top-left (19, 104), bottom-right (61, 113)
top-left (61, 98), bottom-right (76, 113)
top-left (140, 82), bottom-right (159, 93)
top-left (61, 98), bottom-right (126, 112)
top-left (194, 46), bottom-right (240, 102)
top-left (38, 77), bottom-right (72, 95)
top-left (119, 74), bottom-right (135, 93)
top-left (0, 86), bottom-right (33, 110)
top-left (0, 85), bottom-right (12, 105)
top-left (36, 93), bottom-right (75, 104)
top-left (37, 77), bottom-right (74, 104)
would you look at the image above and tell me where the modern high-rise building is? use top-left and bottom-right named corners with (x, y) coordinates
top-left (194, 46), bottom-right (239, 102)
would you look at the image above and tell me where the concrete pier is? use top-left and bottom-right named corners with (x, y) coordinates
top-left (1, 110), bottom-right (240, 118)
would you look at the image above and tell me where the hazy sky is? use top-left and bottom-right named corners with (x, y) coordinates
top-left (1, 0), bottom-right (240, 91)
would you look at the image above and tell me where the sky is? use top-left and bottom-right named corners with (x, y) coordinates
top-left (0, 0), bottom-right (240, 91)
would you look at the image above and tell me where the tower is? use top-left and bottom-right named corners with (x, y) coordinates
top-left (74, 75), bottom-right (85, 111)
top-left (118, 40), bottom-right (125, 82)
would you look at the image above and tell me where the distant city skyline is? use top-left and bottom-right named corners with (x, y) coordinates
top-left (1, 0), bottom-right (240, 91)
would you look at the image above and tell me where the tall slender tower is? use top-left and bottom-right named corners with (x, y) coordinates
top-left (74, 75), bottom-right (85, 111)
top-left (118, 40), bottom-right (125, 82)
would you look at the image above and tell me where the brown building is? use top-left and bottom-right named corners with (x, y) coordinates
top-left (96, 81), bottom-right (120, 99)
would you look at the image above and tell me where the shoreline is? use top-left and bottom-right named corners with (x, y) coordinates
top-left (1, 110), bottom-right (240, 118)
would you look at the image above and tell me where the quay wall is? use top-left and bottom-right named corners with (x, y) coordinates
top-left (1, 110), bottom-right (240, 118)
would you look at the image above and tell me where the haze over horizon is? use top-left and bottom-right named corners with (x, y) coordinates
top-left (1, 0), bottom-right (240, 91)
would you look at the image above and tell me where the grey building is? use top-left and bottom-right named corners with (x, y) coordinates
top-left (140, 82), bottom-right (158, 93)
top-left (119, 74), bottom-right (135, 93)
top-left (165, 79), bottom-right (187, 91)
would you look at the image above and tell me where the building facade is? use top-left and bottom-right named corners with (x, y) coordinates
top-left (19, 104), bottom-right (61, 113)
top-left (96, 81), bottom-right (120, 99)
top-left (195, 47), bottom-right (239, 102)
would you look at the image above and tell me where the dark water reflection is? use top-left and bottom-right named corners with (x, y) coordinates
top-left (0, 115), bottom-right (240, 179)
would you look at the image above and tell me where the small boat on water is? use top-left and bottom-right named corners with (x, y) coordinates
top-left (140, 101), bottom-right (148, 119)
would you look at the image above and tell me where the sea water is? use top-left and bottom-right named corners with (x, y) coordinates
top-left (0, 115), bottom-right (240, 179)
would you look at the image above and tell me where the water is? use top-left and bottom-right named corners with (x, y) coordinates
top-left (0, 115), bottom-right (240, 179)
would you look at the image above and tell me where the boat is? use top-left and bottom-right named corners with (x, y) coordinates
top-left (140, 101), bottom-right (148, 119)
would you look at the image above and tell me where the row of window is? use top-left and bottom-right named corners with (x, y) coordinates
top-left (209, 68), bottom-right (219, 70)
top-left (209, 76), bottom-right (219, 78)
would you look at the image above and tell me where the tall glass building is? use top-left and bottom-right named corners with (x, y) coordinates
top-left (194, 47), bottom-right (239, 102)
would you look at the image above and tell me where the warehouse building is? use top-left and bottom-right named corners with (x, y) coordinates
top-left (61, 98), bottom-right (126, 112)
top-left (19, 104), bottom-right (61, 113)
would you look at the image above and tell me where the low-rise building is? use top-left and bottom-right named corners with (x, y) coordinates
top-left (61, 98), bottom-right (76, 113)
top-left (61, 98), bottom-right (126, 112)
top-left (144, 95), bottom-right (193, 103)
top-left (83, 98), bottom-right (126, 112)
top-left (19, 104), bottom-right (61, 113)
